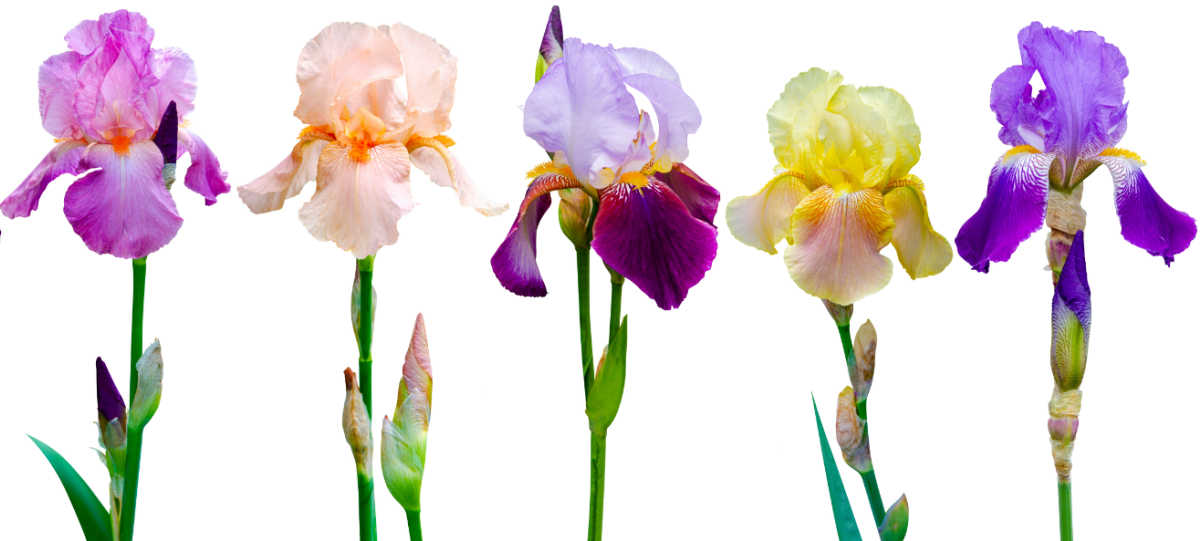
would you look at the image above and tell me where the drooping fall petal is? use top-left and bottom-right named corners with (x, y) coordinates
top-left (238, 138), bottom-right (328, 213)
top-left (299, 142), bottom-right (414, 258)
top-left (1, 141), bottom-right (88, 218)
top-left (726, 173), bottom-right (809, 254)
top-left (592, 180), bottom-right (718, 310)
top-left (408, 144), bottom-right (506, 216)
top-left (64, 142), bottom-right (182, 258)
top-left (1097, 150), bottom-right (1195, 265)
top-left (783, 186), bottom-right (894, 305)
top-left (955, 147), bottom-right (1053, 272)
top-left (179, 131), bottom-right (229, 205)
top-left (883, 176), bottom-right (952, 278)
top-left (490, 171), bottom-right (580, 296)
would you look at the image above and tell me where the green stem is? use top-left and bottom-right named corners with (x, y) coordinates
top-left (356, 473), bottom-right (377, 541)
top-left (353, 257), bottom-right (377, 541)
top-left (356, 256), bottom-right (375, 417)
top-left (1058, 480), bottom-right (1073, 541)
top-left (836, 323), bottom-right (855, 376)
top-left (405, 509), bottom-right (423, 541)
top-left (587, 431), bottom-right (607, 541)
top-left (607, 273), bottom-right (624, 347)
top-left (576, 245), bottom-right (594, 395)
top-left (860, 468), bottom-right (886, 527)
top-left (120, 257), bottom-right (147, 541)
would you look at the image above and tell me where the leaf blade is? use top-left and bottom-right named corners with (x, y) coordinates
top-left (29, 436), bottom-right (113, 541)
top-left (812, 396), bottom-right (863, 541)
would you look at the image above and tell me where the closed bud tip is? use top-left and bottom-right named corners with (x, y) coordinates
top-left (95, 357), bottom-right (125, 424)
top-left (558, 188), bottom-right (594, 248)
top-left (879, 494), bottom-right (910, 541)
top-left (535, 6), bottom-right (564, 82)
top-left (852, 320), bottom-right (877, 399)
top-left (342, 368), bottom-right (372, 475)
top-left (129, 340), bottom-right (163, 429)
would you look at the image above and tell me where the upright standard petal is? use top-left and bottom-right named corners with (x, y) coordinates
top-left (726, 173), bottom-right (810, 254)
top-left (294, 22), bottom-right (404, 129)
top-left (490, 169), bottom-right (580, 296)
top-left (883, 176), bottom-right (952, 278)
top-left (2, 141), bottom-right (88, 218)
top-left (147, 48), bottom-right (197, 120)
top-left (523, 39), bottom-right (639, 187)
top-left (990, 64), bottom-right (1044, 148)
top-left (592, 180), bottom-right (718, 310)
top-left (239, 138), bottom-right (328, 213)
top-left (767, 68), bottom-right (844, 175)
top-left (408, 143), bottom-right (506, 216)
top-left (653, 163), bottom-right (718, 225)
top-left (387, 23), bottom-right (457, 138)
top-left (64, 141), bottom-right (182, 258)
top-left (1098, 150), bottom-right (1196, 264)
top-left (299, 142), bottom-right (413, 258)
top-left (1016, 23), bottom-right (1128, 161)
top-left (783, 186), bottom-right (894, 305)
top-left (621, 72), bottom-right (700, 166)
top-left (179, 131), bottom-right (229, 205)
top-left (955, 147), bottom-right (1053, 272)
top-left (39, 52), bottom-right (85, 140)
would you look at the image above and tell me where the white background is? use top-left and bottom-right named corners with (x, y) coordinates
top-left (2, 0), bottom-right (1196, 539)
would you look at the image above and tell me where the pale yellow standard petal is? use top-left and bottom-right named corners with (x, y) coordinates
top-left (299, 142), bottom-right (413, 258)
top-left (883, 176), bottom-right (952, 278)
top-left (408, 141), bottom-right (507, 216)
top-left (725, 172), bottom-right (810, 254)
top-left (767, 68), bottom-right (843, 174)
top-left (386, 23), bottom-right (457, 138)
top-left (295, 22), bottom-right (405, 130)
top-left (857, 86), bottom-right (921, 182)
top-left (784, 186), bottom-right (895, 305)
top-left (238, 138), bottom-right (328, 213)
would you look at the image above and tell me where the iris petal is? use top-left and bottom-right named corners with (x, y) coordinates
top-left (299, 142), bottom-right (414, 258)
top-left (64, 141), bottom-right (182, 258)
top-left (783, 186), bottom-right (894, 305)
top-left (653, 163), bottom-right (718, 225)
top-left (726, 173), bottom-right (810, 254)
top-left (490, 172), bottom-right (581, 297)
top-left (1098, 150), bottom-right (1196, 265)
top-left (592, 180), bottom-right (717, 310)
top-left (2, 141), bottom-right (88, 218)
top-left (408, 143), bottom-right (507, 216)
top-left (239, 139), bottom-right (327, 214)
top-left (180, 131), bottom-right (229, 205)
top-left (883, 176), bottom-right (952, 279)
top-left (955, 148), bottom-right (1052, 272)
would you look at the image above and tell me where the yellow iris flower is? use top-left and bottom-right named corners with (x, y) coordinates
top-left (727, 68), bottom-right (951, 305)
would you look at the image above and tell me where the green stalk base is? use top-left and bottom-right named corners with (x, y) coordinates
top-left (357, 473), bottom-right (377, 541)
top-left (405, 509), bottom-right (423, 541)
top-left (588, 432), bottom-right (607, 541)
top-left (1058, 480), bottom-right (1073, 541)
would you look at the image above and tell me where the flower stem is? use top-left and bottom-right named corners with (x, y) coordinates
top-left (356, 472), bottom-right (377, 541)
top-left (576, 245), bottom-right (594, 395)
top-left (120, 257), bottom-right (147, 541)
top-left (405, 509), bottom-right (423, 541)
top-left (1058, 480), bottom-right (1073, 541)
top-left (353, 256), bottom-right (377, 541)
top-left (587, 431), bottom-right (607, 541)
top-left (607, 272), bottom-right (624, 347)
top-left (835, 320), bottom-right (885, 527)
top-left (859, 468), bottom-right (886, 527)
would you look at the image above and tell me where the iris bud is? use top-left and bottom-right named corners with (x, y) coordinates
top-left (128, 340), bottom-right (163, 429)
top-left (835, 387), bottom-right (871, 473)
top-left (382, 314), bottom-right (433, 512)
top-left (342, 368), bottom-right (372, 475)
top-left (558, 188), bottom-right (594, 249)
top-left (878, 494), bottom-right (910, 541)
top-left (852, 320), bottom-right (876, 401)
top-left (534, 6), bottom-right (563, 82)
top-left (153, 101), bottom-right (178, 189)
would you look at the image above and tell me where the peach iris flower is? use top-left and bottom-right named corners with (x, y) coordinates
top-left (239, 22), bottom-right (504, 257)
top-left (727, 68), bottom-right (951, 305)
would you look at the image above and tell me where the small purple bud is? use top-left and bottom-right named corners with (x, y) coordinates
top-left (539, 6), bottom-right (564, 65)
top-left (1051, 230), bottom-right (1090, 391)
top-left (95, 357), bottom-right (125, 422)
top-left (153, 102), bottom-right (179, 165)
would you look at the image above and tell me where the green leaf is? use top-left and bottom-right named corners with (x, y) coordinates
top-left (586, 316), bottom-right (628, 435)
top-left (29, 436), bottom-right (113, 541)
top-left (812, 396), bottom-right (862, 541)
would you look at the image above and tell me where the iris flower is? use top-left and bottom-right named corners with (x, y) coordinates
top-left (239, 22), bottom-right (505, 257)
top-left (957, 22), bottom-right (1195, 271)
top-left (1, 10), bottom-right (228, 258)
top-left (727, 68), bottom-right (951, 305)
top-left (490, 34), bottom-right (718, 310)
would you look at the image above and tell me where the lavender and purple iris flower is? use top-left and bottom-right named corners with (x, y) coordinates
top-left (956, 22), bottom-right (1195, 271)
top-left (491, 27), bottom-right (718, 310)
top-left (1, 10), bottom-right (228, 259)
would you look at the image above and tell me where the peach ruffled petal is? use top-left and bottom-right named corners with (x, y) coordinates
top-left (784, 186), bottom-right (894, 305)
top-left (387, 23), bottom-right (456, 138)
top-left (299, 142), bottom-right (413, 258)
top-left (408, 144), bottom-right (506, 216)
top-left (239, 138), bottom-right (328, 214)
top-left (295, 22), bottom-right (404, 129)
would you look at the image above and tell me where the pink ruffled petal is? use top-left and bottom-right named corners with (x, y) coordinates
top-left (180, 131), bottom-right (229, 205)
top-left (2, 141), bottom-right (88, 218)
top-left (408, 145), bottom-right (506, 216)
top-left (387, 23), bottom-right (457, 138)
top-left (239, 139), bottom-right (328, 214)
top-left (299, 142), bottom-right (413, 258)
top-left (147, 48), bottom-right (197, 120)
top-left (64, 142), bottom-right (182, 258)
top-left (39, 52), bottom-right (85, 140)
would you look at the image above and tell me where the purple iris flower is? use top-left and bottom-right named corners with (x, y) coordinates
top-left (2, 10), bottom-right (228, 258)
top-left (957, 22), bottom-right (1195, 271)
top-left (491, 16), bottom-right (718, 310)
